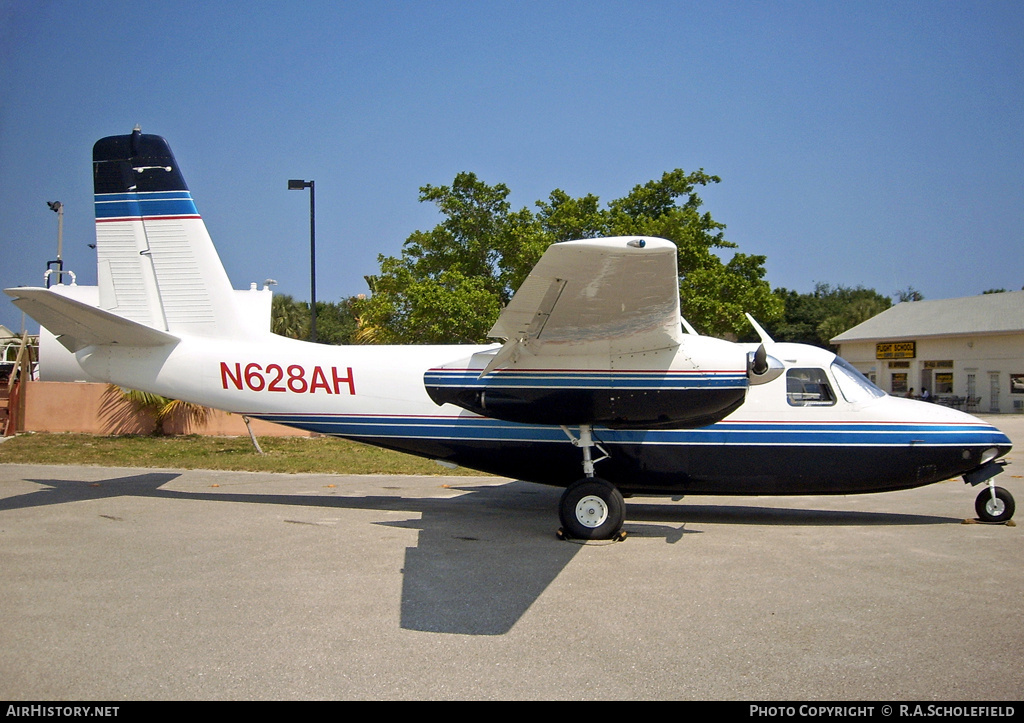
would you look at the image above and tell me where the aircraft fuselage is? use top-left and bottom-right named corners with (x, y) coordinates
top-left (75, 334), bottom-right (1011, 497)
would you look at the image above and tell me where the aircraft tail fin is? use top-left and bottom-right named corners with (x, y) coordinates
top-left (92, 128), bottom-right (251, 338)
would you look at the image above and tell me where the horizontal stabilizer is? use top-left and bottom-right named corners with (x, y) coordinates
top-left (4, 287), bottom-right (179, 352)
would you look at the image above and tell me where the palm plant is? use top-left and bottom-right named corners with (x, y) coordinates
top-left (102, 385), bottom-right (211, 435)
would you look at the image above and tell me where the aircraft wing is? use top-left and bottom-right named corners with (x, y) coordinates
top-left (4, 287), bottom-right (179, 352)
top-left (426, 236), bottom-right (754, 427)
top-left (486, 237), bottom-right (682, 366)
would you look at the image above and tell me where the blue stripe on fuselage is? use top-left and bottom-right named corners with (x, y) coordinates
top-left (246, 413), bottom-right (1011, 448)
top-left (424, 369), bottom-right (748, 390)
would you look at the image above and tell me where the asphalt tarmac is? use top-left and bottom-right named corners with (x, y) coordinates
top-left (1, 416), bottom-right (1021, 701)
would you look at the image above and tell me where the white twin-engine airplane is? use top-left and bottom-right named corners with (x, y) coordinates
top-left (5, 130), bottom-right (1015, 539)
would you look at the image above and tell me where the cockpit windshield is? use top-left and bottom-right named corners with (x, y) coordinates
top-left (831, 356), bottom-right (886, 404)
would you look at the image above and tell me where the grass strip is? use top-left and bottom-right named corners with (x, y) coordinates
top-left (0, 432), bottom-right (484, 476)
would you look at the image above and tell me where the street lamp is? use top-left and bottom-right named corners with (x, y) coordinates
top-left (287, 179), bottom-right (316, 342)
top-left (46, 201), bottom-right (64, 288)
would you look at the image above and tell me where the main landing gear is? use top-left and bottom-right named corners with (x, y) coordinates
top-left (557, 425), bottom-right (626, 540)
top-left (975, 483), bottom-right (1015, 524)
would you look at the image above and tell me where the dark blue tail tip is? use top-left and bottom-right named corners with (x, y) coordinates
top-left (93, 130), bottom-right (188, 194)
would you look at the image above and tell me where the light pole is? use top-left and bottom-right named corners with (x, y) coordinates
top-left (287, 179), bottom-right (317, 342)
top-left (46, 201), bottom-right (64, 288)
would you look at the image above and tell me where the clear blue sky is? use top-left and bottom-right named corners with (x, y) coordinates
top-left (2, 0), bottom-right (1022, 335)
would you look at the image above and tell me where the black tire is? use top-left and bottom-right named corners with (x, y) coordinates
top-left (975, 486), bottom-right (1015, 523)
top-left (558, 477), bottom-right (625, 540)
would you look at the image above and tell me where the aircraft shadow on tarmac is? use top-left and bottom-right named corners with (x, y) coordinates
top-left (625, 500), bottom-right (961, 529)
top-left (2, 471), bottom-right (962, 635)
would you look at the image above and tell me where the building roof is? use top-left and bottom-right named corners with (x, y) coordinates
top-left (831, 290), bottom-right (1024, 344)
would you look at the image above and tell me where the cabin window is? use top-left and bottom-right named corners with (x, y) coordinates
top-left (832, 357), bottom-right (887, 403)
top-left (786, 368), bottom-right (836, 407)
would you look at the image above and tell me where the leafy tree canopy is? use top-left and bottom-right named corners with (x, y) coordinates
top-left (271, 293), bottom-right (361, 345)
top-left (771, 283), bottom-right (892, 348)
top-left (358, 169), bottom-right (782, 343)
top-left (894, 286), bottom-right (924, 303)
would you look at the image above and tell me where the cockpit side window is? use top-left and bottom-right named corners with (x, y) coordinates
top-left (786, 368), bottom-right (836, 407)
top-left (831, 356), bottom-right (886, 403)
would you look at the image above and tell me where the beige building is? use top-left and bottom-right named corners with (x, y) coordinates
top-left (831, 290), bottom-right (1024, 414)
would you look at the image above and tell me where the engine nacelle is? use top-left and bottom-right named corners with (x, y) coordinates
top-left (425, 339), bottom-right (751, 429)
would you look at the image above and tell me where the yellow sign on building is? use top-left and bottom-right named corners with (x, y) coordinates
top-left (876, 341), bottom-right (916, 359)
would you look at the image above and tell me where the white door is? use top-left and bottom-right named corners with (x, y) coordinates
top-left (989, 372), bottom-right (1000, 413)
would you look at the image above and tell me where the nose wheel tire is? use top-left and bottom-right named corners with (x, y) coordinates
top-left (975, 486), bottom-right (1015, 523)
top-left (559, 477), bottom-right (625, 540)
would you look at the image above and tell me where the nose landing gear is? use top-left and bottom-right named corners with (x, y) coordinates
top-left (975, 484), bottom-right (1015, 524)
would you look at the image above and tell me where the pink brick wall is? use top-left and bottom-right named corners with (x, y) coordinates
top-left (22, 381), bottom-right (309, 437)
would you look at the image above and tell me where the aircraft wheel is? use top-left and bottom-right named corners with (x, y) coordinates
top-left (975, 486), bottom-right (1015, 523)
top-left (558, 477), bottom-right (625, 540)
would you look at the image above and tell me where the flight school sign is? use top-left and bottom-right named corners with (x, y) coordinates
top-left (876, 341), bottom-right (916, 359)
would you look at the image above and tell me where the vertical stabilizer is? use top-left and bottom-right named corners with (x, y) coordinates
top-left (92, 129), bottom-right (248, 338)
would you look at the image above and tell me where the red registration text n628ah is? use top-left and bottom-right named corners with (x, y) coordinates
top-left (220, 362), bottom-right (356, 395)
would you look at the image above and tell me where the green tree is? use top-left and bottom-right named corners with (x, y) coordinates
top-left (363, 264), bottom-right (501, 344)
top-left (816, 295), bottom-right (891, 346)
top-left (271, 293), bottom-right (362, 345)
top-left (314, 298), bottom-right (361, 345)
top-left (271, 293), bottom-right (309, 340)
top-left (359, 172), bottom-right (539, 343)
top-left (894, 286), bottom-right (924, 303)
top-left (771, 283), bottom-right (892, 348)
top-left (358, 169), bottom-right (781, 343)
